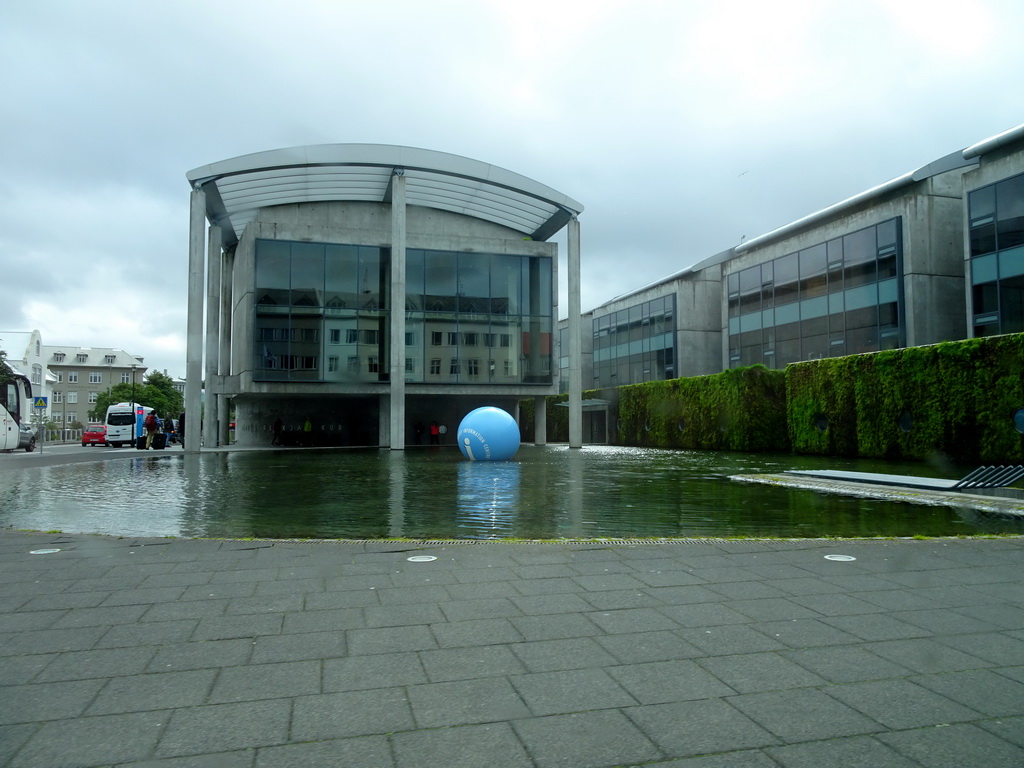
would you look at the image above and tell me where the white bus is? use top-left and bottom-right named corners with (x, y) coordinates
top-left (104, 402), bottom-right (153, 448)
top-left (1, 372), bottom-right (34, 452)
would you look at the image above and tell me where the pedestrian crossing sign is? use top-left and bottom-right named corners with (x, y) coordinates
top-left (34, 397), bottom-right (47, 408)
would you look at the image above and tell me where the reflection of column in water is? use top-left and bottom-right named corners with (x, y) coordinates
top-left (388, 450), bottom-right (406, 538)
top-left (456, 461), bottom-right (520, 538)
top-left (178, 452), bottom-right (204, 537)
top-left (563, 447), bottom-right (586, 538)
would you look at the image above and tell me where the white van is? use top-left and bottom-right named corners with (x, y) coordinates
top-left (104, 402), bottom-right (153, 448)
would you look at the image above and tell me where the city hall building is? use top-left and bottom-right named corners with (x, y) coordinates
top-left (185, 145), bottom-right (584, 449)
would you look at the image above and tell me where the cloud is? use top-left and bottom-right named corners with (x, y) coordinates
top-left (1, 0), bottom-right (1022, 377)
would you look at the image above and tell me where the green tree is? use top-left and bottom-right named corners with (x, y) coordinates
top-left (89, 370), bottom-right (184, 422)
top-left (0, 348), bottom-right (13, 385)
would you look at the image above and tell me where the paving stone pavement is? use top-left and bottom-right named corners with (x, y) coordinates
top-left (1, 529), bottom-right (1023, 767)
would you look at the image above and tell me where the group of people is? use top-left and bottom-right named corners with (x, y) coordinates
top-left (142, 410), bottom-right (185, 449)
top-left (412, 421), bottom-right (442, 445)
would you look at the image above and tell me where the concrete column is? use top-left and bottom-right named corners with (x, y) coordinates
top-left (218, 248), bottom-right (233, 445)
top-left (389, 171), bottom-right (407, 449)
top-left (533, 396), bottom-right (547, 445)
top-left (203, 225), bottom-right (221, 449)
top-left (567, 216), bottom-right (583, 448)
top-left (185, 187), bottom-right (206, 453)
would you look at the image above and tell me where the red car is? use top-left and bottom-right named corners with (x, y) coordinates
top-left (82, 424), bottom-right (107, 447)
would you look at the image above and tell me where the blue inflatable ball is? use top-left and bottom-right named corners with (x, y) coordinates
top-left (457, 407), bottom-right (520, 461)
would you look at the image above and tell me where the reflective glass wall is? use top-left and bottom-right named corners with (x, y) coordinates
top-left (727, 218), bottom-right (904, 368)
top-left (592, 295), bottom-right (676, 387)
top-left (969, 172), bottom-right (1024, 336)
top-left (253, 239), bottom-right (553, 384)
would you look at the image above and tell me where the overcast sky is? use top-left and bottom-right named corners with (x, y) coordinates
top-left (1, 0), bottom-right (1022, 379)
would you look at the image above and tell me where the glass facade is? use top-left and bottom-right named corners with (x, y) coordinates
top-left (727, 218), bottom-right (904, 368)
top-left (253, 239), bottom-right (553, 384)
top-left (968, 172), bottom-right (1024, 336)
top-left (592, 295), bottom-right (676, 387)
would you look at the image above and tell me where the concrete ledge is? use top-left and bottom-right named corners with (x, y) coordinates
top-left (732, 473), bottom-right (1024, 519)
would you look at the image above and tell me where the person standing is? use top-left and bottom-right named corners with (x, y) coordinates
top-left (429, 421), bottom-right (440, 445)
top-left (272, 417), bottom-right (283, 446)
top-left (144, 411), bottom-right (159, 449)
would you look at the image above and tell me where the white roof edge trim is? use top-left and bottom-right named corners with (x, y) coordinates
top-left (186, 143), bottom-right (583, 215)
top-left (962, 122), bottom-right (1024, 160)
top-left (735, 172), bottom-right (915, 254)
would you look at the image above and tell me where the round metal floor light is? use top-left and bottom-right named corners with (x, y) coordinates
top-left (29, 549), bottom-right (61, 555)
top-left (824, 554), bottom-right (856, 562)
top-left (407, 555), bottom-right (437, 562)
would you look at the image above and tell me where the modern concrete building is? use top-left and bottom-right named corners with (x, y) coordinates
top-left (561, 121), bottom-right (1024, 401)
top-left (186, 145), bottom-right (584, 450)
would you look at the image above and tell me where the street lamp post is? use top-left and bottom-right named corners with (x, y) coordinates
top-left (130, 364), bottom-right (137, 447)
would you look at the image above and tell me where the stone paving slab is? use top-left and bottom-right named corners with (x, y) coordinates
top-left (1, 530), bottom-right (1023, 767)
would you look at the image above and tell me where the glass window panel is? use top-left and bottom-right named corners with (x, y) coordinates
top-left (878, 302), bottom-right (899, 327)
top-left (774, 302), bottom-right (799, 326)
top-left (802, 334), bottom-right (828, 360)
top-left (973, 281), bottom-right (999, 316)
top-left (425, 251), bottom-right (457, 310)
top-left (843, 227), bottom-right (875, 264)
top-left (970, 184), bottom-right (996, 220)
top-left (290, 242), bottom-right (324, 307)
top-left (999, 275), bottom-right (1024, 333)
top-left (846, 325), bottom-right (878, 354)
top-left (971, 222), bottom-right (997, 257)
top-left (826, 238), bottom-right (843, 266)
top-left (846, 305), bottom-right (878, 330)
top-left (405, 249), bottom-right (425, 311)
top-left (972, 253), bottom-right (998, 284)
top-left (255, 240), bottom-right (290, 307)
top-left (489, 255), bottom-right (519, 314)
top-left (876, 219), bottom-right (898, 249)
top-left (802, 315), bottom-right (827, 338)
top-left (799, 244), bottom-right (827, 298)
top-left (739, 312), bottom-right (761, 332)
top-left (828, 293), bottom-right (845, 315)
top-left (457, 253), bottom-right (490, 313)
top-left (877, 253), bottom-right (898, 280)
top-left (878, 278), bottom-right (898, 304)
top-left (999, 246), bottom-right (1024, 279)
top-left (728, 316), bottom-right (740, 335)
top-left (774, 252), bottom-right (799, 306)
top-left (325, 244), bottom-right (358, 309)
top-left (358, 247), bottom-right (383, 309)
top-left (521, 256), bottom-right (552, 317)
top-left (801, 295), bottom-right (828, 320)
top-left (996, 175), bottom-right (1024, 250)
top-left (776, 338), bottom-right (802, 367)
top-left (828, 262), bottom-right (844, 294)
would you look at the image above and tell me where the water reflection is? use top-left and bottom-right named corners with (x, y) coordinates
top-left (456, 461), bottom-right (520, 538)
top-left (1, 445), bottom-right (1021, 540)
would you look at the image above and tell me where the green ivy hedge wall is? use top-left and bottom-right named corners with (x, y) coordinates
top-left (788, 333), bottom-right (1024, 462)
top-left (521, 332), bottom-right (1024, 462)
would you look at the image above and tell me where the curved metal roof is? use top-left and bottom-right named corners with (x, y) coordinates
top-left (187, 144), bottom-right (584, 247)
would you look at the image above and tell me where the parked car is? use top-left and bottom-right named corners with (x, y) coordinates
top-left (82, 424), bottom-right (107, 447)
top-left (17, 423), bottom-right (36, 452)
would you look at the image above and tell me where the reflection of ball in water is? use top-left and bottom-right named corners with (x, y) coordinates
top-left (457, 407), bottom-right (520, 461)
